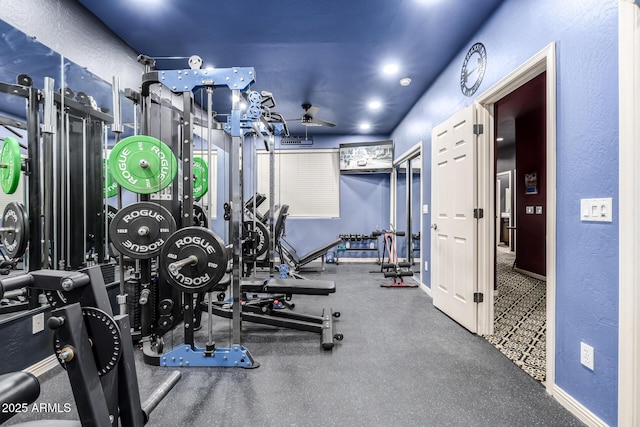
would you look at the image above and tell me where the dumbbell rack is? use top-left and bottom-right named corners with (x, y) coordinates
top-left (336, 233), bottom-right (380, 265)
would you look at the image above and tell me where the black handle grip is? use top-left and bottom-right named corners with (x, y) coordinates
top-left (0, 274), bottom-right (34, 299)
top-left (0, 372), bottom-right (40, 423)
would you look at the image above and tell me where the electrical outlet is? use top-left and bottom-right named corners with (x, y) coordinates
top-left (32, 313), bottom-right (44, 334)
top-left (580, 342), bottom-right (594, 370)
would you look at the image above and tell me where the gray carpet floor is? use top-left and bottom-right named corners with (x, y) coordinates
top-left (7, 263), bottom-right (582, 427)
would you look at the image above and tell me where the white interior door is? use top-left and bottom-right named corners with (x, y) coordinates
top-left (431, 104), bottom-right (478, 332)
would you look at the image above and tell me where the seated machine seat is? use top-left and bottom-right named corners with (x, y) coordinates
top-left (241, 277), bottom-right (335, 295)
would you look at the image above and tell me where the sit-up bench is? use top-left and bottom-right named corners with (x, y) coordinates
top-left (208, 277), bottom-right (342, 349)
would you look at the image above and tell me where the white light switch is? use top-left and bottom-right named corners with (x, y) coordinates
top-left (580, 198), bottom-right (613, 222)
top-left (422, 204), bottom-right (429, 214)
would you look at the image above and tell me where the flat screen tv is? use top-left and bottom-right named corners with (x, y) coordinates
top-left (339, 140), bottom-right (393, 173)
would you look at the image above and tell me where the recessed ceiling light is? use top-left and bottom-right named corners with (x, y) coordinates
top-left (359, 122), bottom-right (371, 131)
top-left (399, 77), bottom-right (412, 86)
top-left (368, 100), bottom-right (382, 111)
top-left (382, 63), bottom-right (399, 75)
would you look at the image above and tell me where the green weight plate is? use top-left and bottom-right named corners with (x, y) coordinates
top-left (103, 159), bottom-right (118, 198)
top-left (0, 137), bottom-right (21, 194)
top-left (108, 135), bottom-right (177, 195)
top-left (192, 157), bottom-right (208, 199)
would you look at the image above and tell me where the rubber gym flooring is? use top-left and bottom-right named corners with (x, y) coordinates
top-left (6, 263), bottom-right (583, 426)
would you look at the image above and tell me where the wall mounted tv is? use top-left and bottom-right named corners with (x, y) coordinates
top-left (339, 140), bottom-right (393, 173)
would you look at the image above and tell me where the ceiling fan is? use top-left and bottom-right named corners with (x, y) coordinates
top-left (295, 103), bottom-right (336, 128)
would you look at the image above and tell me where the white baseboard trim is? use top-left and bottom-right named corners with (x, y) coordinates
top-left (551, 384), bottom-right (608, 427)
top-left (336, 257), bottom-right (379, 263)
top-left (22, 355), bottom-right (59, 377)
top-left (419, 283), bottom-right (432, 296)
top-left (513, 267), bottom-right (547, 282)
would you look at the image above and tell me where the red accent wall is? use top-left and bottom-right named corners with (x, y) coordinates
top-left (515, 105), bottom-right (546, 276)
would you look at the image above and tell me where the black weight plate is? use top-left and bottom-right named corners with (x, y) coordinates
top-left (53, 307), bottom-right (122, 377)
top-left (161, 226), bottom-right (228, 293)
top-left (109, 202), bottom-right (176, 259)
top-left (242, 220), bottom-right (269, 259)
top-left (193, 204), bottom-right (208, 228)
top-left (105, 205), bottom-right (118, 225)
top-left (1, 202), bottom-right (28, 258)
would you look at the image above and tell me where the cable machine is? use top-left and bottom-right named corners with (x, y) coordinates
top-left (107, 55), bottom-right (286, 367)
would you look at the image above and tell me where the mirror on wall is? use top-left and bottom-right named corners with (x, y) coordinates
top-left (391, 144), bottom-right (422, 283)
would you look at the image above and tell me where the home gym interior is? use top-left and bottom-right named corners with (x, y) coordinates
top-left (0, 0), bottom-right (632, 426)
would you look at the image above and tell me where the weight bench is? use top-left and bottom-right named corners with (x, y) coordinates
top-left (280, 237), bottom-right (342, 273)
top-left (208, 277), bottom-right (342, 349)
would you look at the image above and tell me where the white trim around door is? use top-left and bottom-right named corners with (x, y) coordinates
top-left (618, 1), bottom-right (640, 425)
top-left (475, 43), bottom-right (557, 392)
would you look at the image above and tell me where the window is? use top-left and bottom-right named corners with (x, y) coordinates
top-left (256, 149), bottom-right (339, 218)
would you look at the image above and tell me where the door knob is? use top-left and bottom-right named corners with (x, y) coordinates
top-left (431, 224), bottom-right (437, 230)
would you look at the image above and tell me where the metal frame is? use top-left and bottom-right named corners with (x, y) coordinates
top-left (139, 65), bottom-right (260, 366)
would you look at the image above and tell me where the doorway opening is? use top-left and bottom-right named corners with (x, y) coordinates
top-left (484, 72), bottom-right (548, 384)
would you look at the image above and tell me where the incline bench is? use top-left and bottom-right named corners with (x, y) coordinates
top-left (208, 276), bottom-right (343, 350)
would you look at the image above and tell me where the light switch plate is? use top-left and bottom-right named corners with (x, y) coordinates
top-left (580, 198), bottom-right (613, 222)
top-left (525, 206), bottom-right (534, 214)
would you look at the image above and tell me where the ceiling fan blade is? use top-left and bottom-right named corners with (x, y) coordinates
top-left (310, 118), bottom-right (336, 127)
top-left (304, 104), bottom-right (319, 118)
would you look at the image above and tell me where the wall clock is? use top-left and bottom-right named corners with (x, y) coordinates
top-left (460, 42), bottom-right (487, 97)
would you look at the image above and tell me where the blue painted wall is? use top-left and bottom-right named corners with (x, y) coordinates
top-left (246, 134), bottom-right (392, 257)
top-left (390, 0), bottom-right (619, 424)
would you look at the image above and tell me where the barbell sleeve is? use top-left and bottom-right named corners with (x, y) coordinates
top-left (168, 255), bottom-right (198, 274)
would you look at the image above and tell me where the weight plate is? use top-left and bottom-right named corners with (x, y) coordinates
top-left (103, 159), bottom-right (118, 198)
top-left (192, 157), bottom-right (208, 199)
top-left (109, 202), bottom-right (176, 259)
top-left (105, 204), bottom-right (118, 225)
top-left (242, 220), bottom-right (269, 259)
top-left (161, 226), bottom-right (228, 293)
top-left (104, 205), bottom-right (118, 258)
top-left (193, 204), bottom-right (208, 228)
top-left (1, 202), bottom-right (28, 258)
top-left (0, 137), bottom-right (21, 194)
top-left (53, 307), bottom-right (122, 377)
top-left (108, 135), bottom-right (178, 195)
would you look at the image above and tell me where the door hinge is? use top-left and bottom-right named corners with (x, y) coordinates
top-left (474, 208), bottom-right (484, 219)
top-left (474, 293), bottom-right (484, 303)
top-left (473, 124), bottom-right (484, 135)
